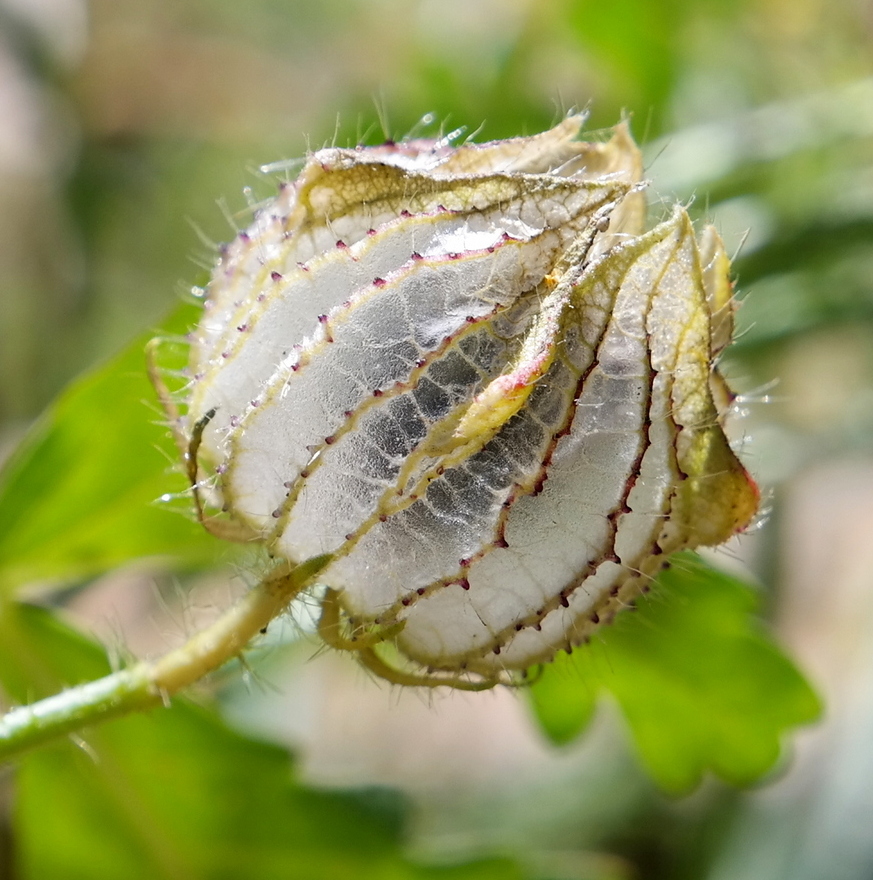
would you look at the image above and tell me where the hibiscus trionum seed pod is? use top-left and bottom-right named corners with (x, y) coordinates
top-left (180, 114), bottom-right (758, 684)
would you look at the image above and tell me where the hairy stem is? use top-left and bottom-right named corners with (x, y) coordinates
top-left (0, 554), bottom-right (330, 762)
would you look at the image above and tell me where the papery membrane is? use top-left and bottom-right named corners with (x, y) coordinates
top-left (182, 117), bottom-right (757, 678)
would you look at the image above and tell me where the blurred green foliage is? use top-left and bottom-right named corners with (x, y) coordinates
top-left (1, 605), bottom-right (516, 880)
top-left (0, 304), bottom-right (222, 594)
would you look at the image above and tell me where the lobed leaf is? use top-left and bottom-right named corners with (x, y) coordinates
top-left (528, 553), bottom-right (821, 792)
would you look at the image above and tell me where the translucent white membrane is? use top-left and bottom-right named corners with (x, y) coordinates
top-left (225, 230), bottom-right (565, 531)
top-left (394, 217), bottom-right (692, 671)
top-left (189, 178), bottom-right (629, 458)
top-left (186, 117), bottom-right (758, 678)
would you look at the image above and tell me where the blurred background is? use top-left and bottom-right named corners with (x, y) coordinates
top-left (1, 0), bottom-right (873, 877)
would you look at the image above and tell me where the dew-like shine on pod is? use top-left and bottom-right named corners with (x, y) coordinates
top-left (180, 115), bottom-right (758, 684)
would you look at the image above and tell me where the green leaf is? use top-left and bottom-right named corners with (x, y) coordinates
top-left (528, 553), bottom-right (821, 793)
top-left (0, 303), bottom-right (224, 594)
top-left (0, 603), bottom-right (520, 880)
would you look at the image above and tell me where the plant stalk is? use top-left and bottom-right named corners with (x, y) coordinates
top-left (0, 554), bottom-right (330, 762)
